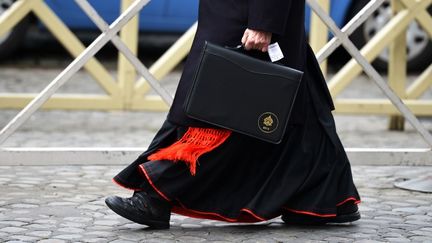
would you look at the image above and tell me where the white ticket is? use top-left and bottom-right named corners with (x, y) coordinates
top-left (268, 42), bottom-right (284, 62)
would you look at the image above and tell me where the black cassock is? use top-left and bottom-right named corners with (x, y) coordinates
top-left (113, 0), bottom-right (360, 222)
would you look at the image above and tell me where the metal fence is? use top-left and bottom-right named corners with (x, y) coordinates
top-left (0, 0), bottom-right (431, 165)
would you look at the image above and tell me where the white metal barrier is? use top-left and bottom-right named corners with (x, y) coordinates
top-left (307, 0), bottom-right (432, 147)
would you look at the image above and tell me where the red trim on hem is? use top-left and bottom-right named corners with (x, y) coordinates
top-left (172, 205), bottom-right (267, 223)
top-left (173, 205), bottom-right (238, 222)
top-left (112, 178), bottom-right (143, 192)
top-left (283, 207), bottom-right (336, 218)
top-left (175, 200), bottom-right (268, 223)
top-left (283, 196), bottom-right (361, 218)
top-left (240, 208), bottom-right (267, 221)
top-left (138, 164), bottom-right (171, 202)
top-left (336, 197), bottom-right (361, 206)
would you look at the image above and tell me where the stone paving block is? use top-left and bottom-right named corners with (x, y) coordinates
top-left (85, 231), bottom-right (116, 237)
top-left (323, 236), bottom-right (353, 242)
top-left (27, 230), bottom-right (52, 238)
top-left (52, 234), bottom-right (83, 240)
top-left (0, 227), bottom-right (27, 233)
top-left (420, 227), bottom-right (432, 232)
top-left (9, 234), bottom-right (40, 241)
top-left (57, 227), bottom-right (85, 234)
top-left (27, 224), bottom-right (56, 230)
top-left (383, 238), bottom-right (410, 243)
top-left (37, 240), bottom-right (66, 243)
top-left (59, 223), bottom-right (87, 229)
top-left (354, 240), bottom-right (385, 243)
top-left (405, 220), bottom-right (432, 226)
top-left (80, 238), bottom-right (107, 243)
top-left (93, 220), bottom-right (121, 226)
top-left (63, 217), bottom-right (93, 223)
top-left (0, 221), bottom-right (27, 227)
top-left (409, 236), bottom-right (432, 241)
top-left (110, 240), bottom-right (136, 243)
top-left (411, 230), bottom-right (432, 237)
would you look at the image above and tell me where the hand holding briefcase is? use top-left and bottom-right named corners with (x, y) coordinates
top-left (184, 41), bottom-right (303, 144)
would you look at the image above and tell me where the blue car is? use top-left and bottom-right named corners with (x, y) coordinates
top-left (1, 0), bottom-right (431, 70)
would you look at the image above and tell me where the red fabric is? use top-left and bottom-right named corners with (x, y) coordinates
top-left (148, 127), bottom-right (232, 175)
top-left (336, 197), bottom-right (361, 206)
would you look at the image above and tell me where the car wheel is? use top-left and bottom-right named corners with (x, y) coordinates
top-left (0, 0), bottom-right (30, 60)
top-left (348, 0), bottom-right (432, 71)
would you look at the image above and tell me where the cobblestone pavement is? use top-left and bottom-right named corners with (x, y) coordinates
top-left (0, 165), bottom-right (431, 242)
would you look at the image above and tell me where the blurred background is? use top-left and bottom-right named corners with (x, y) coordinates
top-left (0, 0), bottom-right (431, 69)
top-left (0, 0), bottom-right (431, 149)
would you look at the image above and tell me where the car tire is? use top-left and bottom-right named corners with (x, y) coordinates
top-left (0, 0), bottom-right (30, 60)
top-left (347, 0), bottom-right (432, 71)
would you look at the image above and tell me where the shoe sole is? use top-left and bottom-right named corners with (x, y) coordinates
top-left (105, 198), bottom-right (170, 229)
top-left (329, 211), bottom-right (361, 224)
top-left (282, 211), bottom-right (361, 225)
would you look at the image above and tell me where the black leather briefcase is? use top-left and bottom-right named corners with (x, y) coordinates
top-left (184, 41), bottom-right (303, 144)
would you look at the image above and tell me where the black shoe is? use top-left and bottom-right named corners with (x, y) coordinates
top-left (282, 204), bottom-right (360, 225)
top-left (105, 191), bottom-right (171, 229)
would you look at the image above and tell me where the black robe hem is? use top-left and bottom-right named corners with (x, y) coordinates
top-left (113, 167), bottom-right (360, 223)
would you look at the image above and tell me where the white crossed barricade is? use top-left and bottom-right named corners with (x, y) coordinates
top-left (0, 0), bottom-right (431, 166)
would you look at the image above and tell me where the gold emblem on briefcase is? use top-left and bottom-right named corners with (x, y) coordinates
top-left (263, 115), bottom-right (274, 127)
top-left (258, 112), bottom-right (279, 133)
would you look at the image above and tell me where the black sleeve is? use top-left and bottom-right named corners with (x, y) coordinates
top-left (247, 0), bottom-right (293, 35)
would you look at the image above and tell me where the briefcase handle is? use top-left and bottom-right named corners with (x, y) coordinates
top-left (224, 44), bottom-right (285, 64)
top-left (224, 44), bottom-right (245, 51)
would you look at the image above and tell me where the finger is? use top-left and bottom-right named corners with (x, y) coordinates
top-left (255, 36), bottom-right (267, 51)
top-left (251, 40), bottom-right (260, 51)
top-left (262, 39), bottom-right (270, 52)
top-left (256, 39), bottom-right (266, 52)
top-left (244, 39), bottom-right (254, 50)
top-left (252, 36), bottom-right (263, 51)
top-left (256, 39), bottom-right (264, 51)
top-left (241, 30), bottom-right (249, 45)
top-left (261, 37), bottom-right (271, 52)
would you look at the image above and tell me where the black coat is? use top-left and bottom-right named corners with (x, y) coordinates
top-left (167, 0), bottom-right (335, 127)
